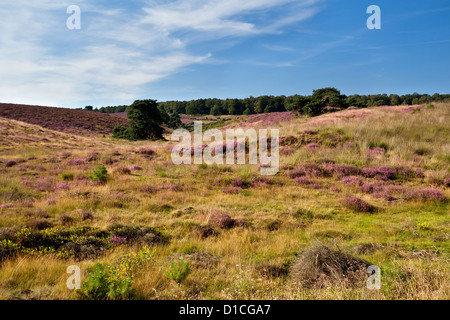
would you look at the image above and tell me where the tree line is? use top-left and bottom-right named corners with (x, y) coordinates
top-left (85, 89), bottom-right (449, 117)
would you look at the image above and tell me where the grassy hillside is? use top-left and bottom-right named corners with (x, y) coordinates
top-left (0, 103), bottom-right (448, 300)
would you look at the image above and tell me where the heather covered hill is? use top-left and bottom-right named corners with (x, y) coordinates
top-left (0, 103), bottom-right (128, 135)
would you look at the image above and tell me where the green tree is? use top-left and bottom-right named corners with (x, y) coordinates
top-left (303, 87), bottom-right (346, 116)
top-left (127, 100), bottom-right (164, 140)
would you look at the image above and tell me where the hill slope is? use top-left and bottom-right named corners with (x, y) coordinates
top-left (0, 103), bottom-right (128, 136)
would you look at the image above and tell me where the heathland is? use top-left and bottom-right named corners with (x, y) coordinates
top-left (0, 102), bottom-right (448, 300)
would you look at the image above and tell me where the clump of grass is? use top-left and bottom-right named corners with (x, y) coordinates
top-left (290, 243), bottom-right (371, 288)
top-left (165, 258), bottom-right (191, 283)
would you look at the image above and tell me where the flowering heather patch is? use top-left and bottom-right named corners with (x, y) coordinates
top-left (366, 147), bottom-right (385, 158)
top-left (23, 177), bottom-right (54, 192)
top-left (252, 176), bottom-right (273, 186)
top-left (286, 163), bottom-right (326, 179)
top-left (27, 156), bottom-right (37, 161)
top-left (307, 143), bottom-right (320, 150)
top-left (103, 157), bottom-right (116, 165)
top-left (395, 167), bottom-right (424, 180)
top-left (86, 152), bottom-right (100, 162)
top-left (67, 158), bottom-right (86, 166)
top-left (361, 166), bottom-right (396, 181)
top-left (304, 130), bottom-right (317, 135)
top-left (322, 163), bottom-right (361, 178)
top-left (46, 198), bottom-right (56, 205)
top-left (343, 142), bottom-right (353, 148)
top-left (111, 150), bottom-right (121, 156)
top-left (342, 197), bottom-right (376, 213)
top-left (280, 147), bottom-right (294, 155)
top-left (158, 184), bottom-right (183, 192)
top-left (222, 187), bottom-right (242, 194)
top-left (53, 182), bottom-right (70, 191)
top-left (138, 147), bottom-right (156, 156)
top-left (405, 187), bottom-right (446, 202)
top-left (294, 177), bottom-right (321, 189)
top-left (110, 235), bottom-right (127, 246)
top-left (140, 185), bottom-right (157, 194)
top-left (341, 176), bottom-right (363, 186)
top-left (59, 152), bottom-right (71, 159)
top-left (0, 203), bottom-right (13, 208)
top-left (358, 182), bottom-right (385, 194)
top-left (231, 177), bottom-right (251, 189)
top-left (129, 165), bottom-right (142, 171)
top-left (114, 166), bottom-right (131, 175)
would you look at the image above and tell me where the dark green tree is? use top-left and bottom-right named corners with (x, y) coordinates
top-left (127, 99), bottom-right (164, 140)
top-left (303, 87), bottom-right (346, 116)
top-left (113, 100), bottom-right (164, 140)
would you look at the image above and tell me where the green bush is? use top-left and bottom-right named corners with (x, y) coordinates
top-left (62, 173), bottom-right (74, 181)
top-left (165, 258), bottom-right (191, 283)
top-left (89, 165), bottom-right (108, 183)
top-left (78, 246), bottom-right (155, 300)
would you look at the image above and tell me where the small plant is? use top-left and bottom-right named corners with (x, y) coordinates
top-left (89, 165), bottom-right (108, 183)
top-left (165, 258), bottom-right (191, 283)
top-left (78, 247), bottom-right (155, 300)
top-left (62, 172), bottom-right (74, 181)
top-left (417, 222), bottom-right (431, 232)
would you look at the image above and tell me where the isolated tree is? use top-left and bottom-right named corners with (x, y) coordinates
top-left (303, 87), bottom-right (346, 116)
top-left (84, 105), bottom-right (93, 111)
top-left (112, 99), bottom-right (164, 140)
top-left (127, 99), bottom-right (164, 140)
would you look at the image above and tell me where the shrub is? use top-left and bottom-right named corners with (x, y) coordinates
top-left (406, 187), bottom-right (446, 202)
top-left (341, 176), bottom-right (363, 186)
top-left (5, 160), bottom-right (17, 167)
top-left (89, 165), bottom-right (108, 183)
top-left (62, 173), bottom-right (74, 181)
top-left (78, 247), bottom-right (155, 300)
top-left (294, 177), bottom-right (321, 189)
top-left (138, 147), bottom-right (156, 156)
top-left (165, 258), bottom-right (191, 283)
top-left (342, 197), bottom-right (376, 213)
top-left (208, 213), bottom-right (236, 229)
top-left (114, 166), bottom-right (131, 175)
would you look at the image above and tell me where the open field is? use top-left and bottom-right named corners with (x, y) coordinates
top-left (0, 103), bottom-right (448, 300)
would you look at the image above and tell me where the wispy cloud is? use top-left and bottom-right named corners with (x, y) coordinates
top-left (0, 0), bottom-right (321, 107)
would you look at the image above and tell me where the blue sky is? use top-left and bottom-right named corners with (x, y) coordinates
top-left (0, 0), bottom-right (449, 108)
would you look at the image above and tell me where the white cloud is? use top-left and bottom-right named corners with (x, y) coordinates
top-left (0, 0), bottom-right (321, 107)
